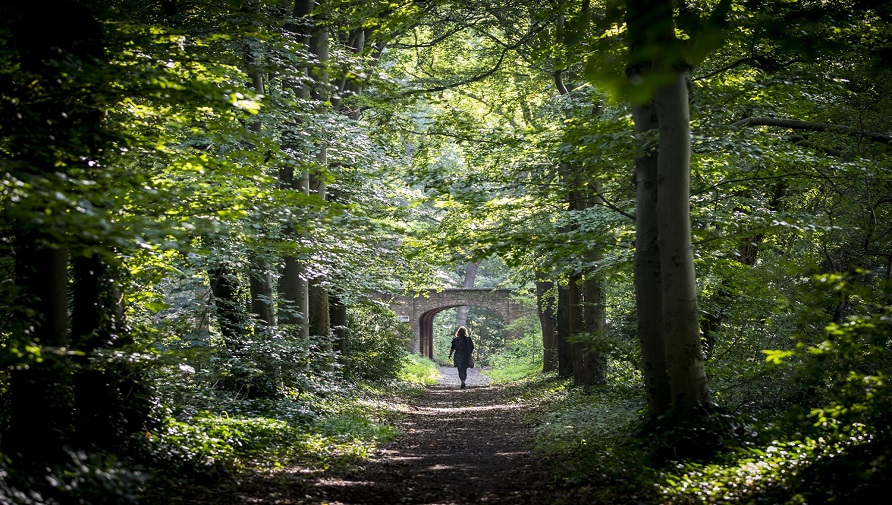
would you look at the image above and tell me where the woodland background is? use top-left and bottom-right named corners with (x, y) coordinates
top-left (1, 0), bottom-right (890, 503)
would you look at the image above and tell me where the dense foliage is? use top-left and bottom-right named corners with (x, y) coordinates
top-left (1, 0), bottom-right (890, 503)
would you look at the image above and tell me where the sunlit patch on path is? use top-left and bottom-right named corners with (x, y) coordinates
top-left (310, 367), bottom-right (558, 505)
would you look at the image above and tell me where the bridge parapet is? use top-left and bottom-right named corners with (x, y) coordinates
top-left (373, 288), bottom-right (534, 357)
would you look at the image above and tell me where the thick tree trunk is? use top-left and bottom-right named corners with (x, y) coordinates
top-left (536, 280), bottom-right (558, 372)
top-left (655, 71), bottom-right (711, 412)
top-left (626, 0), bottom-right (711, 418)
top-left (308, 276), bottom-right (330, 337)
top-left (249, 257), bottom-right (276, 326)
top-left (208, 264), bottom-right (247, 349)
top-left (278, 256), bottom-right (309, 334)
top-left (14, 239), bottom-right (69, 348)
top-left (330, 294), bottom-right (349, 364)
top-left (568, 273), bottom-right (598, 385)
top-left (4, 238), bottom-right (72, 463)
top-left (582, 275), bottom-right (608, 384)
top-left (71, 252), bottom-right (150, 449)
top-left (632, 101), bottom-right (671, 415)
top-left (556, 282), bottom-right (573, 378)
top-left (571, 187), bottom-right (610, 386)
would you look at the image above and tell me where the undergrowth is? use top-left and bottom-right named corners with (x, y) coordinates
top-left (135, 351), bottom-right (433, 504)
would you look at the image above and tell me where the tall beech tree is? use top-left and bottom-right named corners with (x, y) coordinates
top-left (625, 0), bottom-right (713, 417)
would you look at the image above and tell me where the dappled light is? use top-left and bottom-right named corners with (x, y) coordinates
top-left (2, 0), bottom-right (890, 504)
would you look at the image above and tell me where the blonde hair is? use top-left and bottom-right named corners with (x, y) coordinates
top-left (455, 326), bottom-right (469, 337)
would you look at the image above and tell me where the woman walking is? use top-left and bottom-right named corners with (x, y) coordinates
top-left (448, 326), bottom-right (475, 388)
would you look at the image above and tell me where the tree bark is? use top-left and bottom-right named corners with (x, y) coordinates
top-left (568, 272), bottom-right (600, 385)
top-left (582, 275), bottom-right (608, 384)
top-left (556, 282), bottom-right (573, 378)
top-left (627, 0), bottom-right (710, 416)
top-left (276, 0), bottom-right (314, 337)
top-left (536, 279), bottom-right (558, 372)
top-left (208, 264), bottom-right (247, 349)
top-left (732, 116), bottom-right (892, 144)
top-left (655, 71), bottom-right (711, 411)
top-left (244, 27), bottom-right (276, 327)
top-left (249, 257), bottom-right (276, 326)
top-left (2, 0), bottom-right (108, 463)
top-left (71, 251), bottom-right (150, 449)
top-left (330, 294), bottom-right (349, 364)
top-left (455, 261), bottom-right (479, 328)
top-left (632, 100), bottom-right (671, 415)
top-left (307, 13), bottom-right (331, 339)
top-left (4, 237), bottom-right (72, 463)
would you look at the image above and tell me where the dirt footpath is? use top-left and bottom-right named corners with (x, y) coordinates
top-left (310, 367), bottom-right (561, 504)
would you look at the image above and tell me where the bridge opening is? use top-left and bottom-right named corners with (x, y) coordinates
top-left (424, 306), bottom-right (506, 365)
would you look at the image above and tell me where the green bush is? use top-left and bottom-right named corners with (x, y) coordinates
top-left (343, 302), bottom-right (410, 381)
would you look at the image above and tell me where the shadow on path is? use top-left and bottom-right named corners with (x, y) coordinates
top-left (311, 367), bottom-right (555, 505)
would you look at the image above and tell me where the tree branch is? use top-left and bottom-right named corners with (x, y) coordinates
top-left (732, 117), bottom-right (892, 144)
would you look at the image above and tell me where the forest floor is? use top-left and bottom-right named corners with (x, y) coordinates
top-left (224, 366), bottom-right (606, 505)
top-left (306, 367), bottom-right (559, 505)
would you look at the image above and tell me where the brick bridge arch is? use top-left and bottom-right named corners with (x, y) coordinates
top-left (377, 289), bottom-right (533, 358)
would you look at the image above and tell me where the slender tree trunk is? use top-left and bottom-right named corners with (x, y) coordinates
top-left (276, 0), bottom-right (314, 337)
top-left (568, 272), bottom-right (597, 385)
top-left (244, 31), bottom-right (276, 327)
top-left (582, 275), bottom-right (608, 384)
top-left (330, 295), bottom-right (349, 365)
top-left (307, 17), bottom-right (331, 339)
top-left (537, 279), bottom-right (558, 372)
top-left (655, 71), bottom-right (710, 411)
top-left (455, 261), bottom-right (478, 328)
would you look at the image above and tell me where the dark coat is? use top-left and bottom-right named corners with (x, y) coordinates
top-left (450, 336), bottom-right (474, 369)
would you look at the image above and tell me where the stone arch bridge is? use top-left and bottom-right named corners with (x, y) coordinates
top-left (375, 288), bottom-right (534, 358)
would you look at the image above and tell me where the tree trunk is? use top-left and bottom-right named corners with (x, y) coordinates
top-left (568, 272), bottom-right (597, 385)
top-left (71, 251), bottom-right (150, 450)
top-left (570, 187), bottom-right (610, 386)
top-left (626, 0), bottom-right (710, 416)
top-left (308, 276), bottom-right (330, 337)
top-left (655, 71), bottom-right (711, 412)
top-left (3, 237), bottom-right (72, 464)
top-left (306, 2), bottom-right (331, 342)
top-left (208, 264), bottom-right (247, 349)
top-left (278, 256), bottom-right (309, 334)
top-left (330, 294), bottom-right (349, 365)
top-left (631, 100), bottom-right (671, 415)
top-left (276, 0), bottom-right (315, 337)
top-left (455, 261), bottom-right (478, 328)
top-left (14, 238), bottom-right (69, 348)
top-left (249, 257), bottom-right (276, 326)
top-left (244, 30), bottom-right (276, 327)
top-left (556, 282), bottom-right (573, 378)
top-left (536, 279), bottom-right (558, 372)
top-left (582, 275), bottom-right (608, 384)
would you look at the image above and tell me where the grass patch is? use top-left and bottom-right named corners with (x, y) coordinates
top-left (484, 360), bottom-right (542, 384)
top-left (397, 353), bottom-right (441, 386)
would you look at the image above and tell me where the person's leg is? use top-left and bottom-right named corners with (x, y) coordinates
top-left (458, 367), bottom-right (467, 387)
